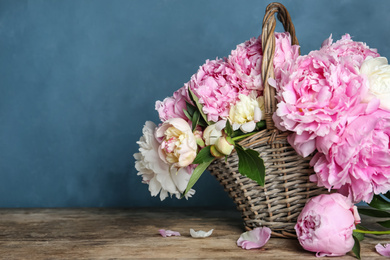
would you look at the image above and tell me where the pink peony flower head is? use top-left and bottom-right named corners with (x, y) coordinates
top-left (310, 108), bottom-right (390, 203)
top-left (321, 34), bottom-right (380, 62)
top-left (273, 34), bottom-right (380, 158)
top-left (227, 32), bottom-right (299, 93)
top-left (187, 58), bottom-right (248, 122)
top-left (155, 85), bottom-right (191, 122)
top-left (295, 193), bottom-right (359, 257)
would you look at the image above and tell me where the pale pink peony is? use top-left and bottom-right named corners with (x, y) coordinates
top-left (155, 85), bottom-right (191, 122)
top-left (227, 33), bottom-right (299, 93)
top-left (237, 227), bottom-right (271, 250)
top-left (295, 193), bottom-right (360, 257)
top-left (321, 34), bottom-right (379, 62)
top-left (310, 108), bottom-right (390, 203)
top-left (228, 36), bottom-right (263, 91)
top-left (187, 58), bottom-right (248, 122)
top-left (155, 118), bottom-right (197, 168)
top-left (274, 37), bottom-right (375, 157)
top-left (134, 121), bottom-right (195, 200)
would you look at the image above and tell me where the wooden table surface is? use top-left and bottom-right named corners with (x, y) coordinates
top-left (0, 208), bottom-right (387, 259)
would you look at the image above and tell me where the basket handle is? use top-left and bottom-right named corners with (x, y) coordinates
top-left (261, 2), bottom-right (299, 130)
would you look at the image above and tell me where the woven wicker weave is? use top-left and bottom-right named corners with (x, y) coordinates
top-left (208, 2), bottom-right (327, 238)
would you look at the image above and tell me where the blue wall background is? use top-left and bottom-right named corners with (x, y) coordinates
top-left (0, 0), bottom-right (389, 208)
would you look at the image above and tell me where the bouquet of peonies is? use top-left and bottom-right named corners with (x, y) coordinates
top-left (134, 32), bottom-right (299, 200)
top-left (134, 3), bottom-right (390, 257)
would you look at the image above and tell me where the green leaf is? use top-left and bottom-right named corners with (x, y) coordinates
top-left (191, 110), bottom-right (200, 131)
top-left (188, 87), bottom-right (210, 126)
top-left (235, 144), bottom-right (265, 186)
top-left (377, 220), bottom-right (390, 228)
top-left (384, 191), bottom-right (390, 200)
top-left (358, 208), bottom-right (390, 218)
top-left (186, 101), bottom-right (197, 116)
top-left (193, 146), bottom-right (214, 165)
top-left (182, 160), bottom-right (214, 197)
top-left (225, 120), bottom-right (233, 136)
top-left (356, 224), bottom-right (369, 231)
top-left (352, 231), bottom-right (365, 242)
top-left (256, 120), bottom-right (266, 130)
top-left (183, 109), bottom-right (192, 121)
top-left (369, 194), bottom-right (390, 211)
top-left (352, 235), bottom-right (361, 259)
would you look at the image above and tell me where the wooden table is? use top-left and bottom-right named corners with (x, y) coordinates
top-left (0, 208), bottom-right (386, 259)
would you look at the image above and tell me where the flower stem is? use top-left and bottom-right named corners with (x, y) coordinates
top-left (354, 229), bottom-right (390, 235)
top-left (232, 132), bottom-right (257, 142)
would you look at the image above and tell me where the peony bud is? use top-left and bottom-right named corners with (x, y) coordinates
top-left (210, 145), bottom-right (225, 158)
top-left (203, 124), bottom-right (223, 146)
top-left (215, 136), bottom-right (234, 155)
top-left (193, 129), bottom-right (205, 148)
top-left (295, 193), bottom-right (360, 257)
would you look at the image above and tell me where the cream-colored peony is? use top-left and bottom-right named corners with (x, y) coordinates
top-left (360, 57), bottom-right (390, 111)
top-left (155, 118), bottom-right (197, 168)
top-left (228, 92), bottom-right (265, 133)
top-left (134, 121), bottom-right (195, 201)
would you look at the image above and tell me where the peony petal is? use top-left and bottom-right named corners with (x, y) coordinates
top-left (215, 120), bottom-right (227, 131)
top-left (159, 229), bottom-right (181, 237)
top-left (376, 243), bottom-right (390, 257)
top-left (190, 229), bottom-right (214, 238)
top-left (240, 121), bottom-right (256, 133)
top-left (237, 227), bottom-right (271, 250)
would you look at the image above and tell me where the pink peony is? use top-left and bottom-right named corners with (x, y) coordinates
top-left (187, 58), bottom-right (247, 122)
top-left (295, 193), bottom-right (360, 257)
top-left (228, 36), bottom-right (263, 91)
top-left (227, 33), bottom-right (299, 93)
top-left (321, 34), bottom-right (379, 62)
top-left (310, 108), bottom-right (390, 203)
top-left (155, 85), bottom-right (191, 122)
top-left (274, 35), bottom-right (378, 157)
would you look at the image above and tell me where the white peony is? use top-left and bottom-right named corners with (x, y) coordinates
top-left (228, 92), bottom-right (265, 133)
top-left (360, 56), bottom-right (390, 111)
top-left (134, 121), bottom-right (195, 201)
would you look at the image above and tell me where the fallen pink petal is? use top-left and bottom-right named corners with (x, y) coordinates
top-left (376, 243), bottom-right (390, 257)
top-left (159, 229), bottom-right (181, 237)
top-left (237, 227), bottom-right (271, 250)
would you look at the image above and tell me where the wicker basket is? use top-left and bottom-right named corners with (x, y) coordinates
top-left (208, 2), bottom-right (327, 239)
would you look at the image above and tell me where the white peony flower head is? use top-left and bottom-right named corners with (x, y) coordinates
top-left (134, 121), bottom-right (195, 201)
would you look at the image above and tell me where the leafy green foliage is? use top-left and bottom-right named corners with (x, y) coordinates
top-left (368, 194), bottom-right (390, 211)
top-left (184, 102), bottom-right (206, 130)
top-left (192, 146), bottom-right (214, 165)
top-left (235, 144), bottom-right (265, 186)
top-left (182, 159), bottom-right (214, 197)
top-left (352, 235), bottom-right (361, 259)
top-left (224, 119), bottom-right (233, 136)
top-left (188, 88), bottom-right (210, 126)
top-left (377, 220), bottom-right (390, 228)
top-left (358, 208), bottom-right (390, 218)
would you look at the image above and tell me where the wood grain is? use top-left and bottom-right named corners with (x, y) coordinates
top-left (0, 208), bottom-right (386, 259)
